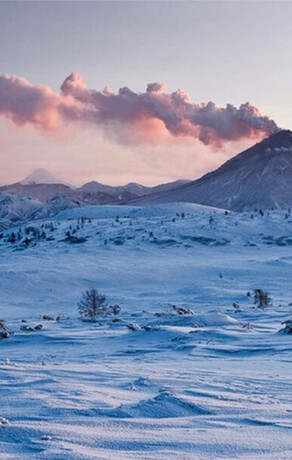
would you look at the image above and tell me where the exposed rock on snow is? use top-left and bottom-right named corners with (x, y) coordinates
top-left (281, 319), bottom-right (292, 334)
top-left (0, 418), bottom-right (9, 426)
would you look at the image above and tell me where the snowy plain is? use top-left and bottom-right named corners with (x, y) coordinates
top-left (0, 202), bottom-right (292, 459)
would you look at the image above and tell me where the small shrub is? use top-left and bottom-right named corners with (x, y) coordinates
top-left (172, 305), bottom-right (194, 315)
top-left (41, 315), bottom-right (55, 321)
top-left (107, 304), bottom-right (121, 315)
top-left (0, 320), bottom-right (12, 339)
top-left (64, 235), bottom-right (87, 244)
top-left (20, 324), bottom-right (43, 332)
top-left (113, 237), bottom-right (124, 245)
top-left (8, 232), bottom-right (16, 244)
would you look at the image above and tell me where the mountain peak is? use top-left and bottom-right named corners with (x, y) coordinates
top-left (22, 168), bottom-right (60, 184)
top-left (21, 168), bottom-right (73, 187)
top-left (262, 129), bottom-right (292, 149)
top-left (271, 128), bottom-right (292, 138)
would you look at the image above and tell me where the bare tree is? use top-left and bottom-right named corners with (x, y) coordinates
top-left (78, 288), bottom-right (108, 319)
top-left (253, 289), bottom-right (271, 308)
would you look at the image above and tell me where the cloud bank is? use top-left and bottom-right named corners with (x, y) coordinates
top-left (0, 72), bottom-right (280, 148)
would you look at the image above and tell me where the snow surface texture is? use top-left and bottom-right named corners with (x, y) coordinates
top-left (0, 203), bottom-right (292, 459)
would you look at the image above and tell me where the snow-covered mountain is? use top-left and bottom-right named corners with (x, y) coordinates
top-left (130, 130), bottom-right (292, 211)
top-left (0, 183), bottom-right (76, 202)
top-left (0, 194), bottom-right (82, 230)
top-left (0, 195), bottom-right (43, 229)
top-left (22, 168), bottom-right (70, 186)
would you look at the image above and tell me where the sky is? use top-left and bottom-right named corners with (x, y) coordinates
top-left (0, 0), bottom-right (292, 186)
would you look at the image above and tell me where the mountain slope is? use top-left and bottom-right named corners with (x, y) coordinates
top-left (0, 194), bottom-right (82, 229)
top-left (0, 183), bottom-right (76, 202)
top-left (0, 195), bottom-right (43, 229)
top-left (129, 130), bottom-right (292, 210)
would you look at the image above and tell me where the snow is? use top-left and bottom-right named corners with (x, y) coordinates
top-left (0, 193), bottom-right (81, 230)
top-left (0, 203), bottom-right (292, 459)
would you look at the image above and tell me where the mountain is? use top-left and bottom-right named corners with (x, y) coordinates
top-left (78, 181), bottom-right (147, 196)
top-left (78, 179), bottom-right (190, 198)
top-left (129, 130), bottom-right (292, 211)
top-left (22, 168), bottom-right (71, 186)
top-left (2, 176), bottom-right (190, 205)
top-left (0, 195), bottom-right (43, 230)
top-left (0, 194), bottom-right (82, 230)
top-left (0, 183), bottom-right (76, 202)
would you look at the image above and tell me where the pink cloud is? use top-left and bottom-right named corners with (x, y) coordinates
top-left (0, 72), bottom-right (280, 148)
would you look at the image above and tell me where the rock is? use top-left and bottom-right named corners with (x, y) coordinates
top-left (282, 319), bottom-right (292, 334)
top-left (127, 322), bottom-right (141, 331)
top-left (0, 418), bottom-right (9, 425)
top-left (41, 435), bottom-right (52, 441)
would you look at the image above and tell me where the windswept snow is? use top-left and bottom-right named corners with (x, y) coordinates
top-left (0, 203), bottom-right (292, 459)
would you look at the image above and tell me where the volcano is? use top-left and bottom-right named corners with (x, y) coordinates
top-left (130, 130), bottom-right (292, 210)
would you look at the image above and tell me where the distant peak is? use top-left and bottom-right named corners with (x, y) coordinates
top-left (23, 168), bottom-right (59, 184)
top-left (22, 168), bottom-right (73, 187)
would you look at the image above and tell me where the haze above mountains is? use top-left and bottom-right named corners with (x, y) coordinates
top-left (1, 130), bottom-right (292, 228)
